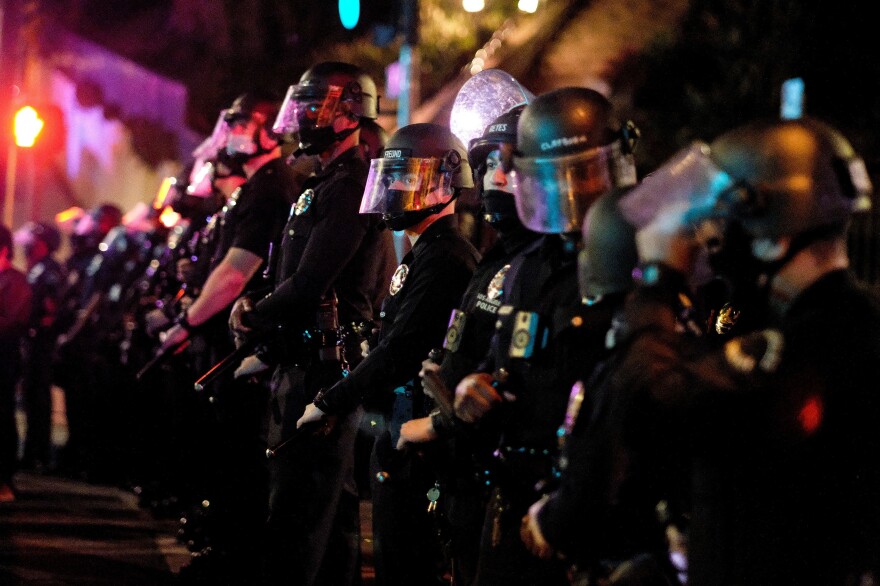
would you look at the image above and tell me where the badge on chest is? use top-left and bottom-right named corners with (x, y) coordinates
top-left (293, 188), bottom-right (315, 216)
top-left (389, 264), bottom-right (409, 296)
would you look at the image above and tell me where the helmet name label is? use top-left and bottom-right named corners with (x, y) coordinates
top-left (541, 134), bottom-right (589, 152)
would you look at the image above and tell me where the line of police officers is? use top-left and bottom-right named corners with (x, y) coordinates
top-left (11, 57), bottom-right (879, 586)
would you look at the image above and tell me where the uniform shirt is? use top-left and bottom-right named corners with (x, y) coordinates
top-left (612, 267), bottom-right (880, 585)
top-left (209, 157), bottom-right (293, 294)
top-left (438, 226), bottom-right (540, 391)
top-left (0, 265), bottom-right (31, 341)
top-left (480, 235), bottom-right (613, 452)
top-left (26, 256), bottom-right (65, 335)
top-left (250, 147), bottom-right (396, 334)
top-left (316, 214), bottom-right (479, 415)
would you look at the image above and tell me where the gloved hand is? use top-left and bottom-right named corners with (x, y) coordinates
top-left (520, 496), bottom-right (555, 560)
top-left (635, 203), bottom-right (722, 278)
top-left (159, 323), bottom-right (189, 352)
top-left (144, 308), bottom-right (171, 338)
top-left (297, 402), bottom-right (327, 429)
top-left (454, 373), bottom-right (515, 423)
top-left (396, 417), bottom-right (438, 449)
top-left (228, 296), bottom-right (254, 335)
top-left (233, 353), bottom-right (271, 379)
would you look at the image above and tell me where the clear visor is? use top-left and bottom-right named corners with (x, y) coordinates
top-left (360, 157), bottom-right (452, 215)
top-left (450, 68), bottom-right (534, 146)
top-left (192, 109), bottom-right (232, 159)
top-left (618, 141), bottom-right (733, 230)
top-left (187, 160), bottom-right (215, 197)
top-left (511, 143), bottom-right (636, 234)
top-left (272, 84), bottom-right (343, 135)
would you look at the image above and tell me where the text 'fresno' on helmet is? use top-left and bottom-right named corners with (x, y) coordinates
top-left (359, 123), bottom-right (473, 229)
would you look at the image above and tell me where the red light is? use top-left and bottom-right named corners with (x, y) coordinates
top-left (14, 106), bottom-right (44, 148)
top-left (798, 395), bottom-right (823, 435)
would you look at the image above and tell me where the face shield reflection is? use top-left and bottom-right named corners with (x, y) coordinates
top-left (192, 109), bottom-right (232, 160)
top-left (360, 157), bottom-right (452, 215)
top-left (618, 141), bottom-right (733, 230)
top-left (511, 145), bottom-right (626, 234)
top-left (187, 161), bottom-right (215, 197)
top-left (273, 84), bottom-right (343, 135)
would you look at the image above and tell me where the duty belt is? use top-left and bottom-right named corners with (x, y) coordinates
top-left (489, 443), bottom-right (560, 499)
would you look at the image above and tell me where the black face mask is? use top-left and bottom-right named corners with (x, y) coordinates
top-left (298, 125), bottom-right (337, 155)
top-left (382, 197), bottom-right (454, 231)
top-left (481, 189), bottom-right (521, 231)
top-left (383, 208), bottom-right (435, 231)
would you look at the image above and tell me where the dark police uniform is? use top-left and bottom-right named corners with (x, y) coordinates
top-left (613, 265), bottom-right (880, 586)
top-left (535, 282), bottom-right (695, 586)
top-left (316, 214), bottom-right (479, 586)
top-left (242, 146), bottom-right (397, 586)
top-left (471, 233), bottom-right (615, 586)
top-left (20, 254), bottom-right (65, 469)
top-left (180, 155), bottom-right (292, 583)
top-left (431, 225), bottom-right (540, 585)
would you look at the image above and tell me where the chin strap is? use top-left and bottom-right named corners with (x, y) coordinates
top-left (384, 190), bottom-right (461, 230)
top-left (755, 222), bottom-right (845, 290)
top-left (294, 124), bottom-right (360, 158)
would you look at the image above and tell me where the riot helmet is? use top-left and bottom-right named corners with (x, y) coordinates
top-left (709, 117), bottom-right (872, 240)
top-left (360, 118), bottom-right (389, 160)
top-left (223, 93), bottom-right (282, 161)
top-left (14, 221), bottom-right (62, 259)
top-left (578, 189), bottom-right (638, 300)
top-left (360, 122), bottom-right (472, 231)
top-left (468, 105), bottom-right (525, 229)
top-left (511, 87), bottom-right (639, 234)
top-left (274, 62), bottom-right (379, 155)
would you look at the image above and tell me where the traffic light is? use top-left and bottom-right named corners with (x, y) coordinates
top-left (14, 105), bottom-right (44, 148)
top-left (339, 0), bottom-right (360, 29)
top-left (11, 103), bottom-right (65, 154)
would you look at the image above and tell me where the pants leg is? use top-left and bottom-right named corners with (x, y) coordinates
top-left (264, 363), bottom-right (362, 586)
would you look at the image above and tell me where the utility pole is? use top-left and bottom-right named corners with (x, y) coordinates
top-left (396, 0), bottom-right (419, 128)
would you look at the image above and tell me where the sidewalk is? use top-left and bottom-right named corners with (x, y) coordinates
top-left (0, 471), bottom-right (189, 585)
top-left (0, 471), bottom-right (376, 585)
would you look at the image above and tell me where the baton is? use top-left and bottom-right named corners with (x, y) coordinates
top-left (135, 339), bottom-right (191, 381)
top-left (265, 420), bottom-right (326, 459)
top-left (193, 342), bottom-right (256, 392)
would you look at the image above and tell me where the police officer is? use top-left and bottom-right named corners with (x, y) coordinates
top-left (158, 92), bottom-right (294, 583)
top-left (222, 62), bottom-right (395, 586)
top-left (392, 105), bottom-right (540, 585)
top-left (53, 203), bottom-right (122, 480)
top-left (14, 221), bottom-right (65, 472)
top-left (452, 87), bottom-right (639, 586)
top-left (518, 190), bottom-right (682, 586)
top-left (612, 116), bottom-right (880, 585)
top-left (0, 224), bottom-right (31, 502)
top-left (297, 122), bottom-right (481, 586)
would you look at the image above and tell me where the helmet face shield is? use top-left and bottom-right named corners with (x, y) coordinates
top-left (273, 84), bottom-right (344, 135)
top-left (618, 141), bottom-right (733, 230)
top-left (193, 109), bottom-right (232, 160)
top-left (360, 155), bottom-right (453, 215)
top-left (512, 143), bottom-right (635, 233)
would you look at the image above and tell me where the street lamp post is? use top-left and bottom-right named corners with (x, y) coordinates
top-left (397, 0), bottom-right (419, 128)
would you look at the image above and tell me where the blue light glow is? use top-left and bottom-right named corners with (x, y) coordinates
top-left (339, 0), bottom-right (360, 30)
